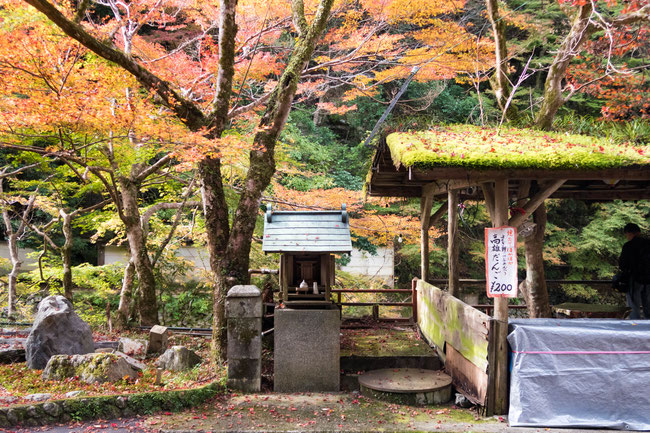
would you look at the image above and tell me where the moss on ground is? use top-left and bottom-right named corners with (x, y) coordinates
top-left (147, 392), bottom-right (493, 432)
top-left (340, 328), bottom-right (435, 357)
top-left (387, 125), bottom-right (650, 170)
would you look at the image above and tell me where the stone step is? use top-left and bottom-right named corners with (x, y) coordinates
top-left (358, 368), bottom-right (453, 406)
top-left (0, 348), bottom-right (26, 364)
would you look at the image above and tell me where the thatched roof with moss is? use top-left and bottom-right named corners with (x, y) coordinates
top-left (387, 125), bottom-right (649, 171)
top-left (366, 125), bottom-right (650, 200)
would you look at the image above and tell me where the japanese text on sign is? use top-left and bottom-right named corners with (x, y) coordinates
top-left (485, 226), bottom-right (518, 298)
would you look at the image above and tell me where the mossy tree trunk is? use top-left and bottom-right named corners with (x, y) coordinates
top-left (534, 3), bottom-right (593, 130)
top-left (117, 175), bottom-right (158, 326)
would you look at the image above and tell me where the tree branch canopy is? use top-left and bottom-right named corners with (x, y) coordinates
top-left (22, 0), bottom-right (207, 131)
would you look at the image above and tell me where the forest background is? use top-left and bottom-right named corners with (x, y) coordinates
top-left (0, 0), bottom-right (648, 356)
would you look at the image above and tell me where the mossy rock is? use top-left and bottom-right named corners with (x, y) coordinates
top-left (43, 353), bottom-right (138, 384)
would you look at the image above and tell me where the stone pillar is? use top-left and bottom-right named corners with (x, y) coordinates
top-left (274, 307), bottom-right (340, 392)
top-left (226, 285), bottom-right (262, 392)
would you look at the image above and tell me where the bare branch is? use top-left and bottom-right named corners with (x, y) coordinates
top-left (134, 154), bottom-right (172, 182)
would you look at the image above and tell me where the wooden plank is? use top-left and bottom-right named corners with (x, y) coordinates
top-left (273, 214), bottom-right (342, 222)
top-left (265, 223), bottom-right (350, 229)
top-left (446, 345), bottom-right (489, 405)
top-left (417, 281), bottom-right (490, 370)
top-left (265, 233), bottom-right (351, 240)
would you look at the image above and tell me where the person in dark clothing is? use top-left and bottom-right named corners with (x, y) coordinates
top-left (619, 223), bottom-right (650, 319)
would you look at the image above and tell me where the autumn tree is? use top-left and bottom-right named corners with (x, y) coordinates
top-left (3, 0), bottom-right (335, 360)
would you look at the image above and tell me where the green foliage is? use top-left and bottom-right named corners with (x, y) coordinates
top-left (277, 107), bottom-right (371, 191)
top-left (159, 280), bottom-right (212, 327)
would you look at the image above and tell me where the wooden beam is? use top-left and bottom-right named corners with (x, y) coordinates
top-left (448, 189), bottom-right (460, 297)
top-left (409, 167), bottom-right (650, 181)
top-left (429, 201), bottom-right (449, 229)
top-left (509, 179), bottom-right (565, 228)
top-left (420, 193), bottom-right (434, 282)
top-left (422, 179), bottom-right (476, 197)
top-left (481, 182), bottom-right (496, 222)
top-left (492, 178), bottom-right (509, 415)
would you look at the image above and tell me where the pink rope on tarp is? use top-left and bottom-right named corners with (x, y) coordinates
top-left (513, 350), bottom-right (650, 355)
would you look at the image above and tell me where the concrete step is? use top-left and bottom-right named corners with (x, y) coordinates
top-left (341, 354), bottom-right (441, 372)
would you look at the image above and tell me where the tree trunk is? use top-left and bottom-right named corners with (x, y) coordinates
top-left (60, 211), bottom-right (74, 301)
top-left (203, 0), bottom-right (335, 363)
top-left (5, 234), bottom-right (20, 317)
top-left (485, 0), bottom-right (518, 121)
top-left (115, 259), bottom-right (135, 329)
top-left (521, 203), bottom-right (552, 318)
top-left (118, 177), bottom-right (158, 325)
top-left (534, 4), bottom-right (593, 130)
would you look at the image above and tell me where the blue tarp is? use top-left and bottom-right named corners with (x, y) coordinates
top-left (508, 318), bottom-right (650, 430)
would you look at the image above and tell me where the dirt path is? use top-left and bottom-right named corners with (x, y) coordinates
top-left (139, 392), bottom-right (642, 433)
top-left (0, 417), bottom-right (153, 433)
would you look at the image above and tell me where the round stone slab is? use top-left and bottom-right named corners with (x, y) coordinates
top-left (358, 368), bottom-right (452, 406)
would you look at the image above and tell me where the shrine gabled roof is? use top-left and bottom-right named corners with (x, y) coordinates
top-left (262, 205), bottom-right (352, 254)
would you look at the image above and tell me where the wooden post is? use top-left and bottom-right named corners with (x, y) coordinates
top-left (420, 193), bottom-right (433, 282)
top-left (447, 189), bottom-right (460, 297)
top-left (411, 277), bottom-right (419, 323)
top-left (493, 178), bottom-right (509, 415)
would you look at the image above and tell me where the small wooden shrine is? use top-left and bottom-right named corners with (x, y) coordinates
top-left (262, 204), bottom-right (352, 308)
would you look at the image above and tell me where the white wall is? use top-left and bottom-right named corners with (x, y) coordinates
top-left (0, 241), bottom-right (38, 273)
top-left (99, 245), bottom-right (211, 279)
top-left (340, 247), bottom-right (394, 287)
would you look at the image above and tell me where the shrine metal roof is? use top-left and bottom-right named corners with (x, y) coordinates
top-left (262, 205), bottom-right (352, 254)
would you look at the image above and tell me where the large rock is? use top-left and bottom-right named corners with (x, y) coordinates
top-left (25, 296), bottom-right (94, 369)
top-left (42, 353), bottom-right (139, 383)
top-left (156, 346), bottom-right (201, 372)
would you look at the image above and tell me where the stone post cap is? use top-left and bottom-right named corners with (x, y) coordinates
top-left (227, 285), bottom-right (261, 298)
top-left (150, 325), bottom-right (168, 334)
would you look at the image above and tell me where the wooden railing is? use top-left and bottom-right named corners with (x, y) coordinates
top-left (332, 283), bottom-right (417, 322)
top-left (333, 279), bottom-right (613, 320)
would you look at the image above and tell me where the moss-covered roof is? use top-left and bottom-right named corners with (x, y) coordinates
top-left (387, 125), bottom-right (650, 170)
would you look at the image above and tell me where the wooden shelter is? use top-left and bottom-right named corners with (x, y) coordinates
top-left (262, 204), bottom-right (352, 307)
top-left (366, 125), bottom-right (650, 414)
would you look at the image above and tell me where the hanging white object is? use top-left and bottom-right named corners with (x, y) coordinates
top-left (313, 282), bottom-right (319, 294)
